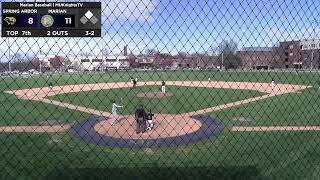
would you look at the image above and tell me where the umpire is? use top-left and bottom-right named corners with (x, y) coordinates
top-left (135, 104), bottom-right (146, 134)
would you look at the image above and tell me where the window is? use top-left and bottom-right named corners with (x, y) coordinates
top-left (285, 52), bottom-right (289, 56)
top-left (81, 59), bottom-right (90, 62)
top-left (92, 59), bottom-right (102, 62)
top-left (106, 59), bottom-right (116, 62)
top-left (289, 44), bottom-right (294, 49)
top-left (285, 58), bottom-right (288, 62)
top-left (285, 65), bottom-right (289, 69)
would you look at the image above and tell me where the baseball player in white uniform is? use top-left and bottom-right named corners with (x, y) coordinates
top-left (111, 100), bottom-right (123, 125)
top-left (48, 82), bottom-right (53, 93)
top-left (146, 110), bottom-right (154, 130)
top-left (271, 79), bottom-right (276, 87)
top-left (161, 81), bottom-right (166, 93)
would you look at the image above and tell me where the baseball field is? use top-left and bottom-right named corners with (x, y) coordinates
top-left (1, 70), bottom-right (320, 179)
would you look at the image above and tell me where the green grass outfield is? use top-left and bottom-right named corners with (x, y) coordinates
top-left (0, 71), bottom-right (320, 179)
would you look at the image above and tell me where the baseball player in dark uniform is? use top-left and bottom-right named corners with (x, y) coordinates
top-left (135, 105), bottom-right (146, 134)
top-left (132, 77), bottom-right (137, 87)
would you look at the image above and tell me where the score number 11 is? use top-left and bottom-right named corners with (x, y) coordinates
top-left (65, 17), bottom-right (72, 24)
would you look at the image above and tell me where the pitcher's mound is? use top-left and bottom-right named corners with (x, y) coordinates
top-left (137, 92), bottom-right (174, 98)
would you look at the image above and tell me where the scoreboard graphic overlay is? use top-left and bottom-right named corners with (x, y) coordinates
top-left (1, 2), bottom-right (101, 37)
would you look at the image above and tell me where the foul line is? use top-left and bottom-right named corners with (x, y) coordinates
top-left (0, 124), bottom-right (71, 133)
top-left (232, 126), bottom-right (320, 132)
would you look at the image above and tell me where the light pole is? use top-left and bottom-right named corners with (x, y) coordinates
top-left (39, 60), bottom-right (42, 73)
top-left (39, 50), bottom-right (42, 74)
top-left (5, 38), bottom-right (11, 72)
top-left (311, 19), bottom-right (320, 70)
top-left (221, 51), bottom-right (224, 70)
top-left (311, 48), bottom-right (313, 70)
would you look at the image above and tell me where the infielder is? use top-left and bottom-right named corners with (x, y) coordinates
top-left (271, 78), bottom-right (276, 87)
top-left (111, 100), bottom-right (123, 125)
top-left (161, 81), bottom-right (166, 93)
top-left (48, 82), bottom-right (53, 93)
top-left (132, 77), bottom-right (137, 87)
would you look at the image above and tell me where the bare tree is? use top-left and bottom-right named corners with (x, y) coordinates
top-left (145, 49), bottom-right (159, 56)
top-left (207, 45), bottom-right (218, 56)
top-left (177, 52), bottom-right (188, 58)
top-left (12, 52), bottom-right (23, 63)
top-left (72, 60), bottom-right (81, 71)
top-left (217, 40), bottom-right (241, 69)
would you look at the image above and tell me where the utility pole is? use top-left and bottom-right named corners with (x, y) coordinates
top-left (221, 52), bottom-right (224, 70)
top-left (311, 49), bottom-right (314, 70)
top-left (6, 38), bottom-right (11, 72)
top-left (311, 19), bottom-right (320, 70)
top-left (39, 50), bottom-right (42, 74)
top-left (39, 60), bottom-right (42, 74)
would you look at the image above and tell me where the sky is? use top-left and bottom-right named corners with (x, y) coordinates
top-left (0, 0), bottom-right (320, 62)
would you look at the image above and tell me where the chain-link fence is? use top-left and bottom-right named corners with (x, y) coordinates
top-left (0, 0), bottom-right (320, 179)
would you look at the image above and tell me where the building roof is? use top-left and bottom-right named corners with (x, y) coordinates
top-left (240, 47), bottom-right (275, 52)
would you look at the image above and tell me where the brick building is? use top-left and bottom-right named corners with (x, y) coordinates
top-left (172, 56), bottom-right (205, 69)
top-left (278, 41), bottom-right (301, 69)
top-left (277, 40), bottom-right (320, 69)
top-left (129, 53), bottom-right (219, 69)
top-left (238, 47), bottom-right (280, 69)
top-left (239, 40), bottom-right (320, 70)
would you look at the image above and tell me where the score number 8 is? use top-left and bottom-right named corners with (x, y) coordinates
top-left (28, 17), bottom-right (33, 25)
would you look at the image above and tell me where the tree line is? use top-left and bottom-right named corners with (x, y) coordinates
top-left (0, 40), bottom-right (242, 72)
top-left (138, 40), bottom-right (241, 69)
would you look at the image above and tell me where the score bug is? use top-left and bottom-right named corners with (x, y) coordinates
top-left (2, 2), bottom-right (101, 37)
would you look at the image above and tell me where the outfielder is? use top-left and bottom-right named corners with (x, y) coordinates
top-left (161, 81), bottom-right (166, 93)
top-left (111, 100), bottom-right (123, 125)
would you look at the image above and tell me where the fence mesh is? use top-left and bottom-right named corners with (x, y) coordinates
top-left (0, 0), bottom-right (320, 179)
